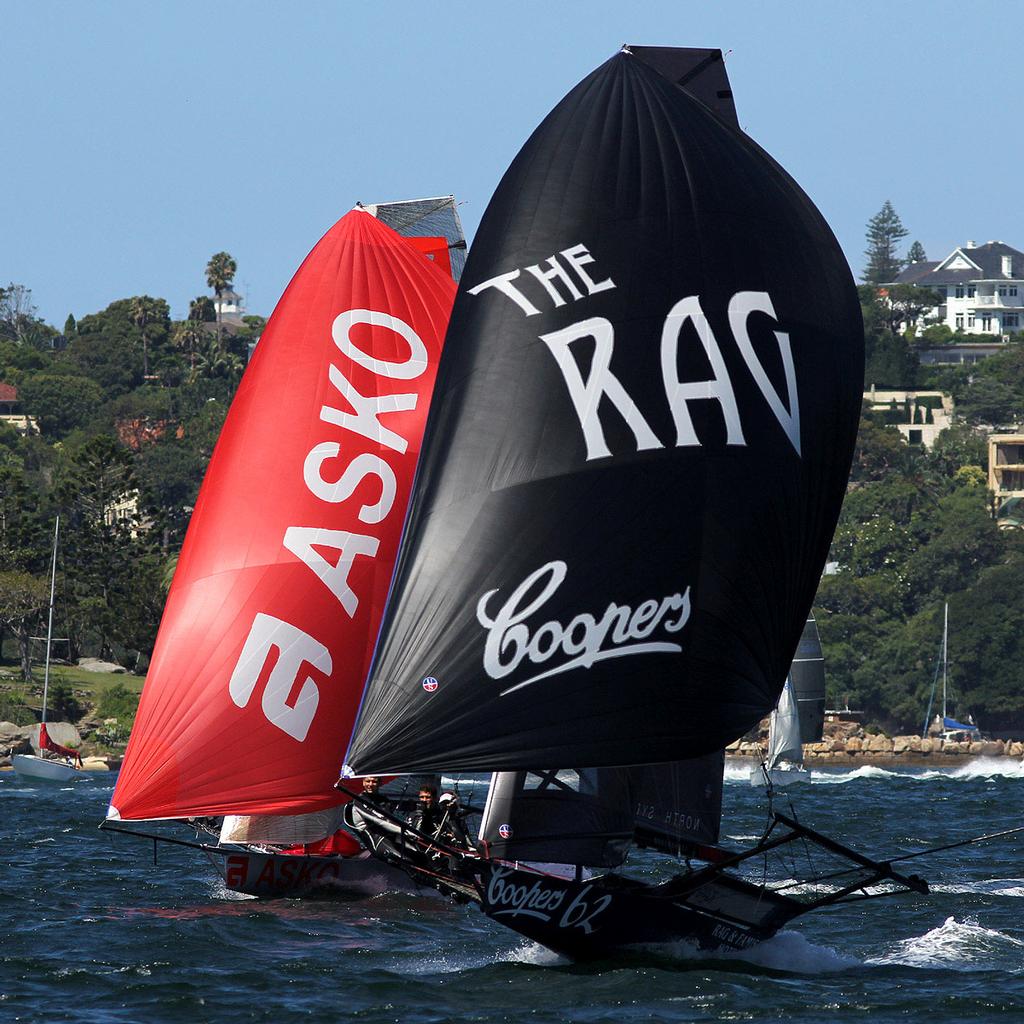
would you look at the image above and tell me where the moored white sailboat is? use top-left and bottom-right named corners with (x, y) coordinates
top-left (12, 516), bottom-right (84, 784)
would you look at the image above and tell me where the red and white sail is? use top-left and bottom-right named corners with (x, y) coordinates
top-left (109, 210), bottom-right (456, 820)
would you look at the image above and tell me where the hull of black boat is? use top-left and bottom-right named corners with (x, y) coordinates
top-left (210, 847), bottom-right (418, 899)
top-left (477, 864), bottom-right (802, 959)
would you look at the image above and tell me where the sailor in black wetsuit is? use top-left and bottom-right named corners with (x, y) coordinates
top-left (409, 785), bottom-right (440, 837)
top-left (359, 775), bottom-right (393, 813)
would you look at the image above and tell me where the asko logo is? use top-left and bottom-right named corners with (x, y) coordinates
top-left (476, 561), bottom-right (691, 695)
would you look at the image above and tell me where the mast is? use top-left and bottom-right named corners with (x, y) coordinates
top-left (941, 601), bottom-right (948, 723)
top-left (40, 516), bottom-right (59, 727)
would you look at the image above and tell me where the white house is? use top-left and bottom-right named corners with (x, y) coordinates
top-left (213, 286), bottom-right (245, 324)
top-left (894, 240), bottom-right (1024, 336)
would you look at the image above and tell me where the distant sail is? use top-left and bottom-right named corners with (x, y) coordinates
top-left (346, 48), bottom-right (863, 776)
top-left (790, 615), bottom-right (826, 743)
top-left (110, 211), bottom-right (456, 820)
top-left (766, 677), bottom-right (803, 770)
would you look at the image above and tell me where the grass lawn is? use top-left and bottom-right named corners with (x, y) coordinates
top-left (0, 662), bottom-right (146, 700)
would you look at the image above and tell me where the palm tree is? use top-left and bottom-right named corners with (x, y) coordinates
top-left (129, 296), bottom-right (158, 378)
top-left (172, 319), bottom-right (204, 373)
top-left (205, 252), bottom-right (237, 340)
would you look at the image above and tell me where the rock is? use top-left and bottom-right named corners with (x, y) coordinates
top-left (892, 736), bottom-right (914, 754)
top-left (0, 721), bottom-right (31, 745)
top-left (830, 737), bottom-right (847, 752)
top-left (981, 740), bottom-right (1003, 757)
top-left (77, 657), bottom-right (127, 674)
top-left (919, 738), bottom-right (934, 754)
top-left (725, 739), bottom-right (741, 752)
top-left (80, 756), bottom-right (110, 771)
top-left (867, 734), bottom-right (892, 753)
top-left (845, 737), bottom-right (862, 752)
top-left (1010, 742), bottom-right (1024, 758)
top-left (969, 741), bottom-right (986, 756)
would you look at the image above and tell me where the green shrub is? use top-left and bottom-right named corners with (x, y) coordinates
top-left (0, 695), bottom-right (35, 726)
top-left (96, 683), bottom-right (139, 723)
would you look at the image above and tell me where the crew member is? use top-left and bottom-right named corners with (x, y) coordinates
top-left (360, 775), bottom-right (394, 813)
top-left (409, 785), bottom-right (440, 836)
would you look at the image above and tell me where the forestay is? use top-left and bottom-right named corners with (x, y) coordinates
top-left (345, 46), bottom-right (863, 776)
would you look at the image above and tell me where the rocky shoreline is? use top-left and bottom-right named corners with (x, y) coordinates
top-left (728, 732), bottom-right (1024, 767)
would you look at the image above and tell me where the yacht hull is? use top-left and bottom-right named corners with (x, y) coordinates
top-left (476, 863), bottom-right (802, 960)
top-left (12, 754), bottom-right (82, 783)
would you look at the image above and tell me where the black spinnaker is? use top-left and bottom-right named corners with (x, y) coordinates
top-left (345, 46), bottom-right (863, 777)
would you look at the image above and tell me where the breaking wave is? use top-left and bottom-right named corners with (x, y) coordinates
top-left (868, 916), bottom-right (1024, 971)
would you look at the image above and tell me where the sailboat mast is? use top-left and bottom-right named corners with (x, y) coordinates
top-left (40, 516), bottom-right (59, 727)
top-left (941, 601), bottom-right (948, 722)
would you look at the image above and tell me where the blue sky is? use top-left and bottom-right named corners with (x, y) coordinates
top-left (5, 0), bottom-right (1021, 326)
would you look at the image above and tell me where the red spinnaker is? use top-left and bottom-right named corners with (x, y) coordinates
top-left (110, 210), bottom-right (456, 820)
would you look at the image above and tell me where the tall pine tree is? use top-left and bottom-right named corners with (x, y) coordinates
top-left (907, 240), bottom-right (927, 264)
top-left (863, 200), bottom-right (909, 284)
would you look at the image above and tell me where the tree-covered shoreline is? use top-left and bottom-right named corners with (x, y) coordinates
top-left (3, 247), bottom-right (1024, 738)
top-left (0, 265), bottom-right (263, 682)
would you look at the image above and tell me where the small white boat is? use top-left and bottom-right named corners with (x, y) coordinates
top-left (12, 517), bottom-right (84, 785)
top-left (750, 676), bottom-right (810, 786)
top-left (11, 753), bottom-right (82, 783)
top-left (750, 760), bottom-right (810, 788)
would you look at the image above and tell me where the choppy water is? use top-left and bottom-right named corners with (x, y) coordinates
top-left (3, 761), bottom-right (1024, 1023)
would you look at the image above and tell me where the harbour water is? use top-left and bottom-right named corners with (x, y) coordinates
top-left (3, 760), bottom-right (1024, 1023)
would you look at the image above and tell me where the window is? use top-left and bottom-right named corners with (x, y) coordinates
top-left (909, 430), bottom-right (923, 445)
top-left (937, 285), bottom-right (948, 298)
top-left (1012, 285), bottom-right (1018, 296)
top-left (1005, 313), bottom-right (1019, 328)
top-left (983, 315), bottom-right (992, 331)
top-left (956, 314), bottom-right (964, 329)
top-left (968, 312), bottom-right (976, 328)
top-left (999, 284), bottom-right (1008, 296)
top-left (955, 285), bottom-right (965, 298)
top-left (968, 285), bottom-right (976, 298)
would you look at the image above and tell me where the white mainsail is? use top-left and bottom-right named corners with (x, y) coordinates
top-left (766, 677), bottom-right (803, 770)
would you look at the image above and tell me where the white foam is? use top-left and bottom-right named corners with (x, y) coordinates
top-left (723, 762), bottom-right (755, 782)
top-left (868, 916), bottom-right (1024, 970)
top-left (495, 941), bottom-right (568, 967)
top-left (934, 758), bottom-right (1024, 780)
top-left (810, 765), bottom-right (901, 784)
top-left (932, 878), bottom-right (1024, 898)
top-left (646, 928), bottom-right (859, 973)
